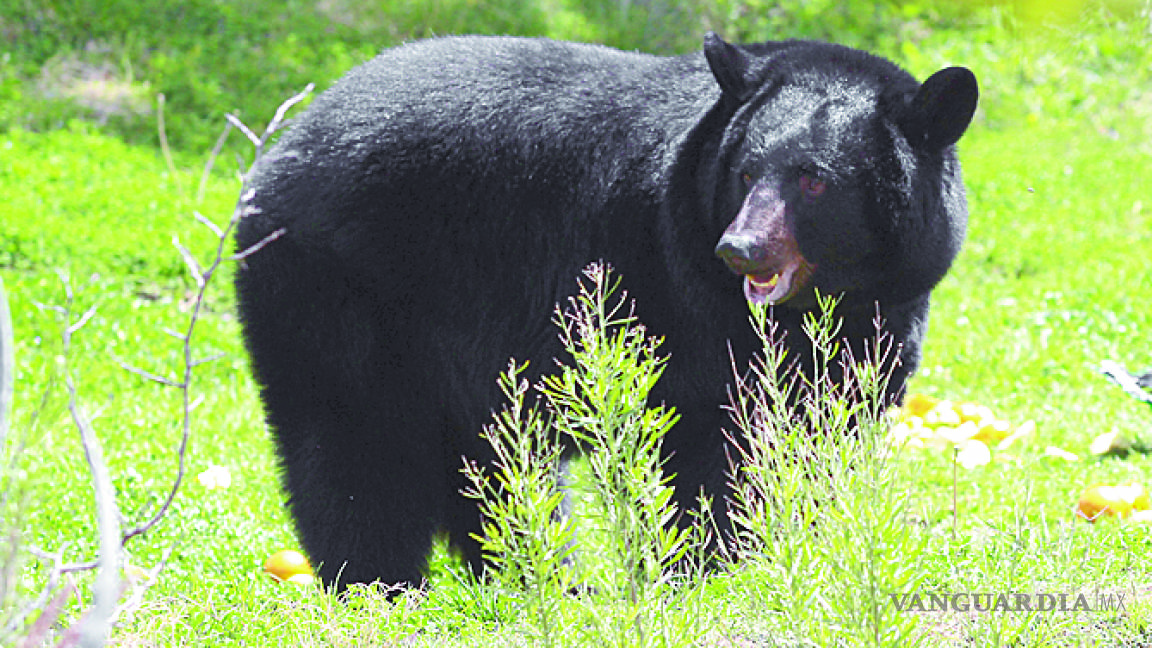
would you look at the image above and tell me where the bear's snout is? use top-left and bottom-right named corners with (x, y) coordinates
top-left (715, 233), bottom-right (763, 274)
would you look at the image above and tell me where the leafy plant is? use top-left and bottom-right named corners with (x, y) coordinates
top-left (465, 263), bottom-right (708, 646)
top-left (461, 360), bottom-right (575, 647)
top-left (724, 294), bottom-right (928, 646)
top-left (538, 263), bottom-right (696, 644)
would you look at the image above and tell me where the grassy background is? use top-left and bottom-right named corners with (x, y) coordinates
top-left (2, 0), bottom-right (1151, 644)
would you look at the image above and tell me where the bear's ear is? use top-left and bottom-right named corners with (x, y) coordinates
top-left (901, 66), bottom-right (979, 150)
top-left (704, 32), bottom-right (755, 102)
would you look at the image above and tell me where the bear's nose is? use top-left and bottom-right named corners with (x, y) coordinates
top-left (715, 233), bottom-right (759, 274)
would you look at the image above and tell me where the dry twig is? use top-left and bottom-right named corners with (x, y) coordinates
top-left (3, 85), bottom-right (313, 646)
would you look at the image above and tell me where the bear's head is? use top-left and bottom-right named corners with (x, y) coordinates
top-left (704, 33), bottom-right (979, 310)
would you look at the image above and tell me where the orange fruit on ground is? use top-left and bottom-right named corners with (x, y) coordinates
top-left (263, 549), bottom-right (315, 584)
top-left (1074, 483), bottom-right (1152, 521)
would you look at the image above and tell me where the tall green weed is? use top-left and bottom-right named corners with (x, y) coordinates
top-left (464, 263), bottom-right (709, 647)
top-left (724, 295), bottom-right (929, 645)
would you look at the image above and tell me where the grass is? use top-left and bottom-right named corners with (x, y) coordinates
top-left (2, 1), bottom-right (1152, 645)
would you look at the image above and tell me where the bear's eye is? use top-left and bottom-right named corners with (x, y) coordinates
top-left (742, 173), bottom-right (753, 188)
top-left (799, 174), bottom-right (826, 200)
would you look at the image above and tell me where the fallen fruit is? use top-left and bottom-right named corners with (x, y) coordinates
top-left (903, 393), bottom-right (939, 418)
top-left (1089, 431), bottom-right (1133, 458)
top-left (888, 395), bottom-right (1035, 459)
top-left (1074, 483), bottom-right (1152, 521)
top-left (264, 549), bottom-right (314, 583)
top-left (955, 439), bottom-right (991, 469)
top-left (1042, 446), bottom-right (1080, 462)
top-left (974, 418), bottom-right (1012, 443)
top-left (924, 402), bottom-right (961, 427)
top-left (957, 401), bottom-right (994, 425)
top-left (996, 420), bottom-right (1035, 450)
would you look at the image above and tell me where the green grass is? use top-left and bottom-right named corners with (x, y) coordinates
top-left (3, 1), bottom-right (1152, 645)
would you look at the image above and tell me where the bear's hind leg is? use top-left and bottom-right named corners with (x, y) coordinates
top-left (236, 237), bottom-right (447, 590)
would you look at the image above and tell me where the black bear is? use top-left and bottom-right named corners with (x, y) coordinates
top-left (234, 33), bottom-right (978, 589)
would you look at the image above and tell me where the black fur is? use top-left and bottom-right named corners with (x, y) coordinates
top-left (234, 34), bottom-right (977, 588)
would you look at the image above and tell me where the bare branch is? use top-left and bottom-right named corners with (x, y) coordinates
top-left (58, 287), bottom-right (121, 648)
top-left (230, 227), bottom-right (285, 262)
top-left (162, 328), bottom-right (187, 342)
top-left (30, 301), bottom-right (66, 316)
top-left (0, 276), bottom-right (14, 451)
top-left (3, 546), bottom-right (65, 641)
top-left (120, 127), bottom-right (261, 542)
top-left (117, 362), bottom-right (182, 389)
top-left (225, 113), bottom-right (261, 148)
top-left (195, 121), bottom-right (234, 205)
top-left (109, 545), bottom-right (177, 627)
top-left (6, 88), bottom-right (316, 644)
top-left (191, 353), bottom-right (226, 368)
top-left (122, 98), bottom-right (305, 546)
top-left (16, 580), bottom-right (74, 648)
top-left (265, 83), bottom-right (314, 141)
top-left (65, 305), bottom-right (99, 337)
top-left (173, 235), bottom-right (206, 289)
top-left (55, 580), bottom-right (129, 648)
top-left (244, 83), bottom-right (314, 163)
top-left (57, 559), bottom-right (100, 575)
top-left (192, 211), bottom-right (224, 239)
top-left (156, 94), bottom-right (184, 197)
top-left (233, 152), bottom-right (250, 181)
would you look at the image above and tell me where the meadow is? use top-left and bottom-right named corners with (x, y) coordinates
top-left (1, 1), bottom-right (1151, 645)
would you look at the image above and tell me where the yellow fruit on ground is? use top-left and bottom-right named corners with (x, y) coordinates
top-left (264, 549), bottom-right (314, 583)
top-left (1131, 484), bottom-right (1152, 510)
top-left (903, 393), bottom-right (938, 418)
top-left (1074, 483), bottom-right (1152, 521)
top-left (939, 421), bottom-right (980, 445)
top-left (996, 420), bottom-right (1035, 450)
top-left (890, 396), bottom-right (1037, 459)
top-left (974, 418), bottom-right (1012, 442)
top-left (957, 401), bottom-right (994, 425)
top-left (955, 439), bottom-right (991, 469)
top-left (924, 402), bottom-right (961, 427)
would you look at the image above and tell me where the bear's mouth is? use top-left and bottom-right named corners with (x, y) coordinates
top-left (742, 259), bottom-right (814, 305)
top-left (716, 177), bottom-right (818, 306)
